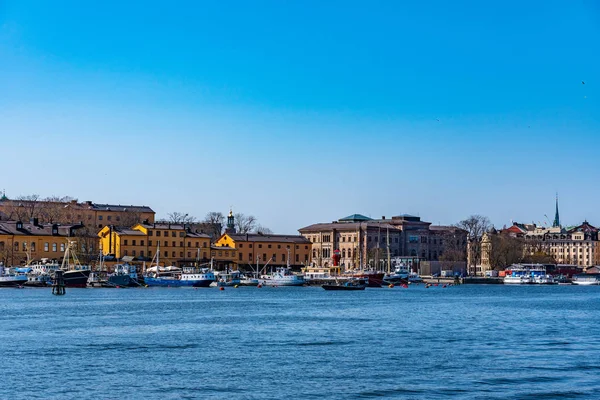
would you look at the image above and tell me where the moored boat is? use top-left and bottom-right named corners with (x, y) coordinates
top-left (0, 265), bottom-right (28, 287)
top-left (108, 263), bottom-right (140, 287)
top-left (322, 278), bottom-right (367, 291)
top-left (260, 267), bottom-right (305, 286)
top-left (572, 273), bottom-right (600, 286)
top-left (214, 270), bottom-right (242, 287)
top-left (59, 240), bottom-right (91, 288)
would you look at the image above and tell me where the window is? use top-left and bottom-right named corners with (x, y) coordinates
top-left (149, 240), bottom-right (152, 246)
top-left (258, 244), bottom-right (262, 248)
top-left (239, 244), bottom-right (244, 248)
top-left (179, 232), bottom-right (185, 237)
top-left (141, 240), bottom-right (144, 246)
top-left (296, 254), bottom-right (299, 262)
top-left (272, 254), bottom-right (276, 261)
top-left (99, 224), bottom-right (103, 228)
top-left (179, 242), bottom-right (183, 247)
top-left (277, 244), bottom-right (281, 249)
top-left (132, 240), bottom-right (136, 246)
top-left (225, 251), bottom-right (229, 257)
top-left (305, 245), bottom-right (308, 249)
top-left (172, 241), bottom-right (175, 247)
top-left (188, 252), bottom-right (191, 258)
top-left (60, 243), bottom-right (65, 252)
top-left (239, 253), bottom-right (243, 261)
top-left (281, 254), bottom-right (286, 262)
top-left (164, 251), bottom-right (168, 257)
top-left (249, 244), bottom-right (253, 248)
top-left (116, 216), bottom-right (120, 221)
top-left (219, 251), bottom-right (222, 256)
top-left (31, 242), bottom-right (36, 251)
top-left (263, 253), bottom-right (267, 262)
top-left (124, 250), bottom-right (128, 256)
top-left (296, 245), bottom-right (299, 249)
top-left (180, 252), bottom-right (183, 257)
top-left (88, 215), bottom-right (92, 220)
top-left (171, 232), bottom-right (176, 237)
top-left (14, 242), bottom-right (19, 251)
top-left (203, 242), bottom-right (207, 248)
top-left (22, 242), bottom-right (27, 251)
top-left (195, 242), bottom-right (199, 247)
top-left (140, 251), bottom-right (144, 257)
top-left (124, 240), bottom-right (128, 246)
top-left (107, 216), bottom-right (112, 221)
top-left (156, 231), bottom-right (161, 237)
top-left (52, 243), bottom-right (57, 252)
top-left (172, 251), bottom-right (175, 257)
top-left (149, 231), bottom-right (154, 236)
top-left (99, 215), bottom-right (103, 220)
top-left (132, 250), bottom-right (136, 256)
top-left (268, 244), bottom-right (272, 249)
top-left (164, 231), bottom-right (168, 236)
top-left (249, 253), bottom-right (253, 261)
top-left (44, 242), bottom-right (49, 251)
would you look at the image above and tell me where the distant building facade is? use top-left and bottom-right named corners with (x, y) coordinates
top-left (0, 198), bottom-right (155, 230)
top-left (299, 214), bottom-right (467, 271)
top-left (0, 219), bottom-right (94, 266)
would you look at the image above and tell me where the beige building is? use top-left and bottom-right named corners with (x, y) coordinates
top-left (299, 214), bottom-right (467, 272)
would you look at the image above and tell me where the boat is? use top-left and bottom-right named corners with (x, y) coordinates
top-left (351, 270), bottom-right (385, 287)
top-left (572, 273), bottom-right (600, 286)
top-left (60, 240), bottom-right (91, 288)
top-left (87, 271), bottom-right (109, 287)
top-left (108, 263), bottom-right (140, 287)
top-left (260, 266), bottom-right (306, 286)
top-left (143, 244), bottom-right (215, 287)
top-left (215, 270), bottom-right (242, 287)
top-left (408, 272), bottom-right (424, 284)
top-left (25, 261), bottom-right (60, 287)
top-left (383, 264), bottom-right (409, 284)
top-left (504, 264), bottom-right (554, 285)
top-left (322, 278), bottom-right (368, 291)
top-left (239, 273), bottom-right (259, 286)
top-left (0, 265), bottom-right (28, 287)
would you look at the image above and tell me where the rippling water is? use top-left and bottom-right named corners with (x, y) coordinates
top-left (1, 285), bottom-right (599, 399)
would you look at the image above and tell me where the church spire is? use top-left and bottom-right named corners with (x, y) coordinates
top-left (552, 193), bottom-right (560, 228)
top-left (226, 207), bottom-right (236, 233)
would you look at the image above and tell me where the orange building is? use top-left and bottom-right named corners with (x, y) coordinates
top-left (214, 233), bottom-right (311, 270)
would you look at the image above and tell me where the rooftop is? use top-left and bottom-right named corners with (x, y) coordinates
top-left (227, 233), bottom-right (311, 244)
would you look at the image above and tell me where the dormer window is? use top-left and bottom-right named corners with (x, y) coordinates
top-left (16, 221), bottom-right (23, 230)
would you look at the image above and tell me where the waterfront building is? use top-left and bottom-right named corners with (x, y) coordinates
top-left (0, 219), bottom-right (94, 266)
top-left (299, 214), bottom-right (467, 271)
top-left (98, 222), bottom-right (211, 267)
top-left (0, 197), bottom-right (155, 230)
top-left (214, 233), bottom-right (311, 270)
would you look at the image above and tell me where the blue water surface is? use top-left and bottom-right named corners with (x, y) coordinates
top-left (1, 285), bottom-right (599, 399)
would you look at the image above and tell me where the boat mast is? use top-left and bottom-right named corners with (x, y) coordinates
top-left (386, 227), bottom-right (391, 274)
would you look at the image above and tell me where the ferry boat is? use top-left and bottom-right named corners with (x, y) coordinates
top-left (260, 267), bottom-right (305, 286)
top-left (504, 264), bottom-right (554, 285)
top-left (0, 265), bottom-right (28, 287)
top-left (572, 273), bottom-right (600, 286)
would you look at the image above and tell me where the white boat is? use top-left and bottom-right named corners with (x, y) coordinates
top-left (504, 265), bottom-right (551, 284)
top-left (260, 267), bottom-right (305, 286)
top-left (214, 270), bottom-right (242, 287)
top-left (0, 265), bottom-right (28, 287)
top-left (143, 245), bottom-right (215, 287)
top-left (239, 274), bottom-right (259, 286)
top-left (572, 274), bottom-right (600, 286)
top-left (383, 264), bottom-right (409, 283)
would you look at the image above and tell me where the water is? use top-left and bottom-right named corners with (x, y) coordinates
top-left (1, 285), bottom-right (600, 399)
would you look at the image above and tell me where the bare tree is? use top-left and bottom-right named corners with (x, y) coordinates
top-left (203, 212), bottom-right (224, 238)
top-left (489, 235), bottom-right (524, 270)
top-left (456, 215), bottom-right (491, 275)
top-left (255, 225), bottom-right (273, 234)
top-left (119, 211), bottom-right (143, 227)
top-left (167, 212), bottom-right (196, 224)
top-left (234, 213), bottom-right (256, 234)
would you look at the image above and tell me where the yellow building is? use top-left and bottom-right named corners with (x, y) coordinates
top-left (98, 223), bottom-right (212, 267)
top-left (214, 233), bottom-right (312, 269)
top-left (0, 219), bottom-right (95, 266)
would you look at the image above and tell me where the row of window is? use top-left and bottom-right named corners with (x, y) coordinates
top-left (148, 231), bottom-right (186, 237)
top-left (238, 243), bottom-right (306, 250)
top-left (122, 239), bottom-right (208, 248)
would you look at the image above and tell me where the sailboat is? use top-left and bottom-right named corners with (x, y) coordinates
top-left (143, 243), bottom-right (215, 287)
top-left (61, 240), bottom-right (91, 288)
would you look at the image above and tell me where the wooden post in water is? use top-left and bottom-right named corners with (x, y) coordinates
top-left (52, 270), bottom-right (66, 295)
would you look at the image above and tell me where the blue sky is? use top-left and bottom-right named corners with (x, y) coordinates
top-left (1, 0), bottom-right (599, 232)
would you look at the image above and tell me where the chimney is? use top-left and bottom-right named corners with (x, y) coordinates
top-left (382, 216), bottom-right (386, 220)
top-left (85, 201), bottom-right (92, 205)
top-left (30, 217), bottom-right (39, 227)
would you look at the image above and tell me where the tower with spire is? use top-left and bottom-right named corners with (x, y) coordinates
top-left (226, 208), bottom-right (236, 234)
top-left (552, 193), bottom-right (560, 228)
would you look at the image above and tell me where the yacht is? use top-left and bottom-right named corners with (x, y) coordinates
top-left (572, 273), bottom-right (600, 286)
top-left (260, 267), bottom-right (305, 286)
top-left (383, 264), bottom-right (409, 284)
top-left (26, 260), bottom-right (60, 287)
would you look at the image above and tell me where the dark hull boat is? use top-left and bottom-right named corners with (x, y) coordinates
top-left (63, 269), bottom-right (91, 288)
top-left (322, 278), bottom-right (367, 291)
top-left (352, 272), bottom-right (384, 287)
